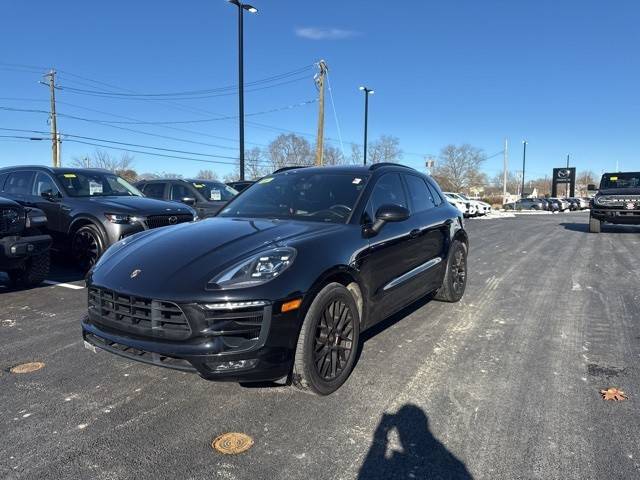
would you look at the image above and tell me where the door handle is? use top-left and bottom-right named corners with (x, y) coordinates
top-left (409, 229), bottom-right (420, 238)
top-left (444, 219), bottom-right (453, 226)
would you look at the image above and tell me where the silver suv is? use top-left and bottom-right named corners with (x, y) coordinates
top-left (0, 166), bottom-right (196, 269)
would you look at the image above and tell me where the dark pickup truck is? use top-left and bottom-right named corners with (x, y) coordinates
top-left (589, 172), bottom-right (640, 233)
top-left (0, 196), bottom-right (51, 287)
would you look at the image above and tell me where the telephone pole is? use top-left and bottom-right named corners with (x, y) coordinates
top-left (314, 60), bottom-right (328, 166)
top-left (359, 86), bottom-right (374, 165)
top-left (502, 138), bottom-right (509, 203)
top-left (45, 70), bottom-right (60, 167)
top-left (521, 140), bottom-right (527, 199)
top-left (566, 153), bottom-right (570, 197)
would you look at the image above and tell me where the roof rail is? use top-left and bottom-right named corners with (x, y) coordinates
top-left (272, 166), bottom-right (310, 174)
top-left (368, 162), bottom-right (414, 171)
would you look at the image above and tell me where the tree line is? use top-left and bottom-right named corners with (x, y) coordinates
top-left (72, 136), bottom-right (598, 197)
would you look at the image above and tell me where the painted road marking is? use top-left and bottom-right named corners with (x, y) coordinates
top-left (42, 280), bottom-right (85, 290)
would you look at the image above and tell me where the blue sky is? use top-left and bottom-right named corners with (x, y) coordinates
top-left (1, 0), bottom-right (638, 180)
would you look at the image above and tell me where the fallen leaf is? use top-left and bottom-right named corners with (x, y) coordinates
top-left (600, 387), bottom-right (627, 401)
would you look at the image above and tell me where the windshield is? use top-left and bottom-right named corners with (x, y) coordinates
top-left (56, 171), bottom-right (142, 197)
top-left (219, 172), bottom-right (369, 223)
top-left (458, 193), bottom-right (470, 200)
top-left (190, 180), bottom-right (237, 201)
top-left (601, 173), bottom-right (640, 190)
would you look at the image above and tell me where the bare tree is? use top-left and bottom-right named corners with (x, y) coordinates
top-left (267, 134), bottom-right (313, 170)
top-left (367, 135), bottom-right (402, 164)
top-left (431, 144), bottom-right (486, 193)
top-left (322, 145), bottom-right (346, 166)
top-left (245, 147), bottom-right (269, 179)
top-left (350, 144), bottom-right (363, 165)
top-left (576, 170), bottom-right (597, 195)
top-left (491, 170), bottom-right (521, 194)
top-left (73, 150), bottom-right (135, 172)
top-left (196, 169), bottom-right (219, 180)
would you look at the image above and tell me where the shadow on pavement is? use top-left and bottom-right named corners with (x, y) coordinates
top-left (358, 404), bottom-right (473, 480)
top-left (0, 252), bottom-right (85, 291)
top-left (560, 222), bottom-right (640, 234)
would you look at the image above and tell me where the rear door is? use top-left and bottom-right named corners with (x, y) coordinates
top-left (3, 171), bottom-right (35, 205)
top-left (141, 182), bottom-right (167, 200)
top-left (401, 173), bottom-right (449, 295)
top-left (28, 171), bottom-right (64, 233)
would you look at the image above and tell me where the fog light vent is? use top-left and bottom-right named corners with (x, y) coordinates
top-left (205, 359), bottom-right (257, 372)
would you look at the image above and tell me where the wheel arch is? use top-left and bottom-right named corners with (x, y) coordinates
top-left (68, 215), bottom-right (109, 249)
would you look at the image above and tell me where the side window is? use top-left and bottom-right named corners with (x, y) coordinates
top-left (32, 172), bottom-right (60, 196)
top-left (171, 183), bottom-right (192, 201)
top-left (142, 183), bottom-right (166, 199)
top-left (363, 173), bottom-right (408, 223)
top-left (5, 171), bottom-right (35, 195)
top-left (425, 181), bottom-right (443, 206)
top-left (404, 175), bottom-right (436, 213)
top-left (0, 172), bottom-right (8, 191)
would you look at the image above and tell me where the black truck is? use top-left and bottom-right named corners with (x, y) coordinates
top-left (0, 196), bottom-right (51, 287)
top-left (589, 172), bottom-right (640, 233)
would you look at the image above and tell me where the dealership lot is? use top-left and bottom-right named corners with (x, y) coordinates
top-left (1, 212), bottom-right (639, 480)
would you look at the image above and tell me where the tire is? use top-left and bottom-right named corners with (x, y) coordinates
top-left (589, 215), bottom-right (601, 233)
top-left (8, 252), bottom-right (50, 288)
top-left (435, 240), bottom-right (468, 303)
top-left (292, 283), bottom-right (360, 395)
top-left (72, 224), bottom-right (105, 271)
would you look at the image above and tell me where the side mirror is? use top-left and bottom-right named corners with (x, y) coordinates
top-left (181, 197), bottom-right (196, 206)
top-left (41, 190), bottom-right (59, 202)
top-left (364, 204), bottom-right (410, 237)
top-left (587, 184), bottom-right (597, 191)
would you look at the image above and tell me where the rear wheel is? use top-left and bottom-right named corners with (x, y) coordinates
top-left (589, 215), bottom-right (601, 233)
top-left (72, 224), bottom-right (105, 270)
top-left (435, 240), bottom-right (467, 303)
top-left (292, 283), bottom-right (360, 395)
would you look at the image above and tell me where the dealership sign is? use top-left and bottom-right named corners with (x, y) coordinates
top-left (552, 167), bottom-right (576, 197)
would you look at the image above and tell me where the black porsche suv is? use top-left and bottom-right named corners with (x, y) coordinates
top-left (0, 166), bottom-right (196, 268)
top-left (589, 171), bottom-right (640, 233)
top-left (82, 164), bottom-right (468, 395)
top-left (0, 196), bottom-right (51, 287)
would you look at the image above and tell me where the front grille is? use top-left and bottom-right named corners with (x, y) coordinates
top-left (0, 208), bottom-right (24, 235)
top-left (145, 214), bottom-right (192, 229)
top-left (88, 287), bottom-right (191, 340)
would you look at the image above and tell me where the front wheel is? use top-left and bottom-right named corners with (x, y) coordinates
top-left (435, 240), bottom-right (468, 303)
top-left (589, 215), bottom-right (601, 233)
top-left (8, 252), bottom-right (50, 288)
top-left (292, 283), bottom-right (360, 395)
top-left (72, 224), bottom-right (105, 271)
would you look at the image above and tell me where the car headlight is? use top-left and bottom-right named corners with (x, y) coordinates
top-left (208, 247), bottom-right (296, 289)
top-left (104, 213), bottom-right (146, 224)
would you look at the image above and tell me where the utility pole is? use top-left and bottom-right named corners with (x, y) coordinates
top-left (521, 140), bottom-right (527, 199)
top-left (359, 86), bottom-right (374, 165)
top-left (502, 138), bottom-right (509, 203)
top-left (314, 60), bottom-right (328, 166)
top-left (46, 70), bottom-right (60, 167)
top-left (566, 153), bottom-right (570, 197)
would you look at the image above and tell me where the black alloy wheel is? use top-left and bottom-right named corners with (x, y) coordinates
top-left (313, 299), bottom-right (355, 381)
top-left (435, 239), bottom-right (467, 303)
top-left (72, 224), bottom-right (104, 271)
top-left (292, 283), bottom-right (361, 395)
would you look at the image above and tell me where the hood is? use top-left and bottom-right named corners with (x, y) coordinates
top-left (90, 217), bottom-right (342, 297)
top-left (84, 196), bottom-right (193, 215)
top-left (597, 188), bottom-right (640, 196)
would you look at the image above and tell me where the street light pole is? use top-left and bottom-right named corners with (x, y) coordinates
top-left (521, 140), bottom-right (527, 199)
top-left (359, 86), bottom-right (374, 165)
top-left (226, 0), bottom-right (257, 181)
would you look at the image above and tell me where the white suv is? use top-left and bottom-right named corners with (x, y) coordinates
top-left (445, 192), bottom-right (491, 216)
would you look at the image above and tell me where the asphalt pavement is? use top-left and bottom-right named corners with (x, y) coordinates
top-left (1, 211), bottom-right (638, 480)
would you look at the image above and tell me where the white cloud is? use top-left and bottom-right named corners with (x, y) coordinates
top-left (295, 27), bottom-right (360, 40)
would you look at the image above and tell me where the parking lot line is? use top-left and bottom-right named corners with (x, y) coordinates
top-left (42, 280), bottom-right (85, 290)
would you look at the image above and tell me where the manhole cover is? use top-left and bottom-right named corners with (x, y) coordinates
top-left (212, 432), bottom-right (254, 454)
top-left (600, 387), bottom-right (627, 401)
top-left (10, 362), bottom-right (45, 374)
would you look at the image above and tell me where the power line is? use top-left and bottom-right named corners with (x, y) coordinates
top-left (326, 71), bottom-right (345, 156)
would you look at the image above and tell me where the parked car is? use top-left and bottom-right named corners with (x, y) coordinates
top-left (548, 197), bottom-right (571, 211)
top-left (503, 198), bottom-right (546, 210)
top-left (0, 166), bottom-right (196, 269)
top-left (136, 178), bottom-right (238, 218)
top-left (568, 197), bottom-right (588, 210)
top-left (443, 193), bottom-right (475, 217)
top-left (588, 171), bottom-right (640, 233)
top-left (0, 196), bottom-right (51, 287)
top-left (82, 163), bottom-right (468, 395)
top-left (444, 192), bottom-right (489, 216)
top-left (226, 180), bottom-right (254, 192)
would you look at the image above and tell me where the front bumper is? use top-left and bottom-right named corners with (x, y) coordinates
top-left (591, 208), bottom-right (640, 224)
top-left (0, 234), bottom-right (51, 264)
top-left (81, 294), bottom-right (304, 382)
